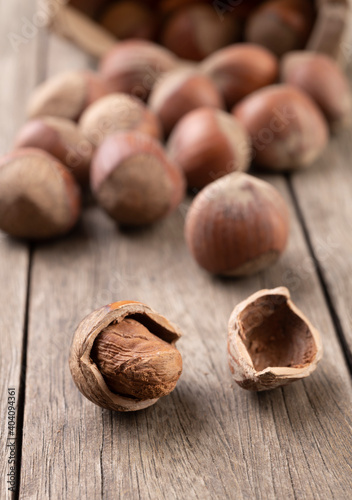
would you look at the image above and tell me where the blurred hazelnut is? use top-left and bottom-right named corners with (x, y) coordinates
top-left (91, 131), bottom-right (185, 226)
top-left (201, 44), bottom-right (279, 108)
top-left (185, 172), bottom-right (290, 276)
top-left (167, 107), bottom-right (251, 189)
top-left (160, 3), bottom-right (240, 61)
top-left (27, 70), bottom-right (109, 121)
top-left (281, 51), bottom-right (352, 129)
top-left (245, 0), bottom-right (315, 57)
top-left (0, 149), bottom-right (81, 239)
top-left (79, 93), bottom-right (162, 146)
top-left (99, 40), bottom-right (180, 100)
top-left (233, 84), bottom-right (329, 171)
top-left (99, 1), bottom-right (157, 40)
top-left (149, 67), bottom-right (224, 135)
top-left (14, 117), bottom-right (93, 185)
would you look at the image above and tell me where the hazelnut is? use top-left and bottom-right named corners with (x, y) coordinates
top-left (160, 3), bottom-right (240, 61)
top-left (79, 93), bottom-right (162, 146)
top-left (70, 0), bottom-right (108, 18)
top-left (99, 40), bottom-right (179, 100)
top-left (228, 287), bottom-right (323, 391)
top-left (233, 84), bottom-right (329, 171)
top-left (91, 131), bottom-right (185, 226)
top-left (149, 67), bottom-right (224, 136)
top-left (0, 148), bottom-right (81, 239)
top-left (201, 44), bottom-right (279, 109)
top-left (27, 70), bottom-right (109, 121)
top-left (167, 107), bottom-right (250, 189)
top-left (99, 1), bottom-right (156, 40)
top-left (245, 0), bottom-right (315, 57)
top-left (281, 51), bottom-right (352, 129)
top-left (69, 300), bottom-right (183, 412)
top-left (14, 117), bottom-right (93, 185)
top-left (185, 172), bottom-right (289, 276)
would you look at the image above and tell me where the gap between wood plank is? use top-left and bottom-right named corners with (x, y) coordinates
top-left (286, 175), bottom-right (352, 377)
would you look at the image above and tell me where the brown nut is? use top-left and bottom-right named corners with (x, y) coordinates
top-left (27, 70), bottom-right (109, 121)
top-left (99, 1), bottom-right (156, 40)
top-left (79, 93), bottom-right (162, 146)
top-left (0, 148), bottom-right (81, 239)
top-left (91, 131), bottom-right (185, 226)
top-left (228, 287), bottom-right (323, 391)
top-left (201, 44), bottom-right (279, 109)
top-left (99, 40), bottom-right (180, 100)
top-left (160, 3), bottom-right (240, 61)
top-left (233, 84), bottom-right (329, 171)
top-left (185, 172), bottom-right (289, 276)
top-left (69, 300), bottom-right (183, 412)
top-left (245, 0), bottom-right (315, 57)
top-left (149, 67), bottom-right (224, 136)
top-left (14, 117), bottom-right (93, 185)
top-left (281, 51), bottom-right (352, 129)
top-left (167, 107), bottom-right (250, 189)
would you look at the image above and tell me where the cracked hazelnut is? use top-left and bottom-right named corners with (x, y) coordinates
top-left (99, 40), bottom-right (179, 100)
top-left (91, 131), bottom-right (185, 226)
top-left (27, 70), bottom-right (109, 121)
top-left (14, 117), bottom-right (93, 185)
top-left (233, 84), bottom-right (329, 171)
top-left (185, 172), bottom-right (289, 276)
top-left (167, 107), bottom-right (250, 189)
top-left (0, 148), bottom-right (81, 239)
top-left (69, 300), bottom-right (183, 411)
top-left (201, 44), bottom-right (279, 109)
top-left (149, 67), bottom-right (224, 136)
top-left (281, 51), bottom-right (352, 129)
top-left (228, 287), bottom-right (323, 391)
top-left (79, 93), bottom-right (162, 147)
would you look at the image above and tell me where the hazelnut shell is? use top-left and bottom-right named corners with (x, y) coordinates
top-left (99, 1), bottom-right (156, 40)
top-left (228, 287), bottom-right (323, 391)
top-left (69, 300), bottom-right (182, 412)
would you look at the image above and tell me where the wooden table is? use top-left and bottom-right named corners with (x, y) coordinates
top-left (1, 2), bottom-right (352, 499)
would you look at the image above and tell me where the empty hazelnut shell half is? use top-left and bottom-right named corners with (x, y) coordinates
top-left (228, 287), bottom-right (323, 391)
top-left (233, 84), bottom-right (329, 171)
top-left (281, 51), bottom-right (352, 129)
top-left (99, 40), bottom-right (179, 100)
top-left (185, 172), bottom-right (289, 276)
top-left (149, 67), bottom-right (224, 136)
top-left (91, 131), bottom-right (185, 226)
top-left (14, 116), bottom-right (93, 185)
top-left (0, 148), bottom-right (81, 239)
top-left (167, 107), bottom-right (251, 189)
top-left (69, 300), bottom-right (183, 412)
top-left (79, 93), bottom-right (162, 146)
top-left (201, 44), bottom-right (279, 109)
top-left (27, 70), bottom-right (109, 121)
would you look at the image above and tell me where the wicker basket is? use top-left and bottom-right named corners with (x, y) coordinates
top-left (44, 0), bottom-right (350, 60)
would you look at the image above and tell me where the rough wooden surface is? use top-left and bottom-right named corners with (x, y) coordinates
top-left (0, 1), bottom-right (351, 499)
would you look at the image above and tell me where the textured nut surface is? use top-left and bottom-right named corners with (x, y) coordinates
top-left (91, 131), bottom-right (185, 226)
top-left (185, 172), bottom-right (289, 275)
top-left (149, 67), bottom-right (224, 136)
top-left (228, 287), bottom-right (323, 391)
top-left (79, 93), bottom-right (162, 146)
top-left (0, 148), bottom-right (81, 239)
top-left (281, 51), bottom-right (352, 129)
top-left (69, 300), bottom-right (183, 412)
top-left (201, 44), bottom-right (279, 108)
top-left (14, 116), bottom-right (93, 185)
top-left (99, 40), bottom-right (179, 100)
top-left (27, 70), bottom-right (109, 121)
top-left (233, 84), bottom-right (329, 171)
top-left (167, 107), bottom-right (250, 188)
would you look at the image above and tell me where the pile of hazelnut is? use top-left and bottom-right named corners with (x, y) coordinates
top-left (1, 0), bottom-right (349, 407)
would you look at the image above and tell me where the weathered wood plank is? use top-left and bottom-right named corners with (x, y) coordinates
top-left (20, 176), bottom-right (352, 498)
top-left (0, 0), bottom-right (41, 497)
